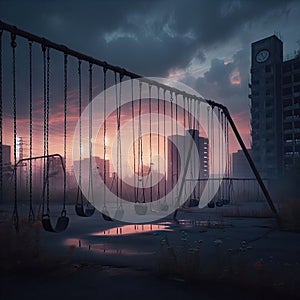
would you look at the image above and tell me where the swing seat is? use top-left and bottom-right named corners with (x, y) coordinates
top-left (189, 198), bottom-right (199, 208)
top-left (222, 199), bottom-right (230, 205)
top-left (159, 202), bottom-right (169, 211)
top-left (102, 213), bottom-right (113, 221)
top-left (102, 207), bottom-right (113, 221)
top-left (216, 200), bottom-right (224, 207)
top-left (134, 203), bottom-right (147, 215)
top-left (114, 207), bottom-right (124, 220)
top-left (207, 201), bottom-right (215, 208)
top-left (75, 203), bottom-right (95, 217)
top-left (75, 204), bottom-right (85, 217)
top-left (42, 213), bottom-right (69, 233)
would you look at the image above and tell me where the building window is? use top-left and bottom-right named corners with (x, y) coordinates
top-left (266, 111), bottom-right (273, 118)
top-left (283, 64), bottom-right (292, 73)
top-left (284, 134), bottom-right (293, 142)
top-left (252, 100), bottom-right (259, 108)
top-left (294, 73), bottom-right (300, 83)
top-left (265, 76), bottom-right (273, 85)
top-left (251, 68), bottom-right (260, 74)
top-left (284, 122), bottom-right (292, 130)
top-left (283, 110), bottom-right (292, 117)
top-left (295, 97), bottom-right (300, 105)
top-left (295, 121), bottom-right (300, 128)
top-left (283, 75), bottom-right (292, 84)
top-left (266, 99), bottom-right (273, 107)
top-left (266, 122), bottom-right (272, 129)
top-left (294, 62), bottom-right (300, 70)
top-left (266, 89), bottom-right (272, 96)
top-left (283, 87), bottom-right (292, 96)
top-left (265, 65), bottom-right (272, 72)
top-left (252, 79), bottom-right (259, 85)
top-left (294, 85), bottom-right (300, 93)
top-left (283, 98), bottom-right (292, 106)
top-left (285, 146), bottom-right (293, 152)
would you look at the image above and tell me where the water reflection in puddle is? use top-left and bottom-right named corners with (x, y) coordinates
top-left (177, 219), bottom-right (232, 228)
top-left (92, 223), bottom-right (171, 236)
top-left (64, 238), bottom-right (152, 255)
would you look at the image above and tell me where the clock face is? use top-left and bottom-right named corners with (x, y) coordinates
top-left (256, 49), bottom-right (270, 63)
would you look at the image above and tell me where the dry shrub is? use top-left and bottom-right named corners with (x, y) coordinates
top-left (279, 199), bottom-right (300, 231)
top-left (0, 213), bottom-right (64, 275)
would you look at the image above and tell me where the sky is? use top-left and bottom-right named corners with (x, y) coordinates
top-left (1, 0), bottom-right (300, 164)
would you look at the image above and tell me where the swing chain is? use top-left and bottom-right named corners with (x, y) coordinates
top-left (46, 47), bottom-right (50, 215)
top-left (103, 66), bottom-right (107, 193)
top-left (11, 32), bottom-right (18, 229)
top-left (63, 53), bottom-right (68, 211)
top-left (78, 59), bottom-right (82, 189)
top-left (28, 39), bottom-right (35, 223)
top-left (0, 30), bottom-right (3, 199)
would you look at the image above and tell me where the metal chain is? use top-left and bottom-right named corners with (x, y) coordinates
top-left (163, 90), bottom-right (166, 201)
top-left (63, 53), bottom-right (67, 212)
top-left (138, 81), bottom-right (145, 202)
top-left (183, 96), bottom-right (186, 197)
top-left (103, 66), bottom-right (107, 203)
top-left (175, 93), bottom-right (178, 198)
top-left (170, 91), bottom-right (174, 195)
top-left (118, 72), bottom-right (123, 200)
top-left (0, 30), bottom-right (3, 200)
top-left (114, 72), bottom-right (119, 198)
top-left (28, 40), bottom-right (34, 222)
top-left (148, 84), bottom-right (152, 202)
top-left (46, 47), bottom-right (50, 214)
top-left (11, 33), bottom-right (18, 229)
top-left (131, 79), bottom-right (137, 202)
top-left (78, 60), bottom-right (82, 190)
top-left (41, 43), bottom-right (46, 215)
top-left (157, 86), bottom-right (160, 199)
top-left (88, 63), bottom-right (93, 203)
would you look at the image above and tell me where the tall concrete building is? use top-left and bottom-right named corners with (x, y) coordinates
top-left (167, 129), bottom-right (209, 189)
top-left (250, 35), bottom-right (300, 178)
top-left (232, 149), bottom-right (253, 178)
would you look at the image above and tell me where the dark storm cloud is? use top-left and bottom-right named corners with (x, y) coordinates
top-left (0, 0), bottom-right (296, 77)
top-left (191, 47), bottom-right (250, 113)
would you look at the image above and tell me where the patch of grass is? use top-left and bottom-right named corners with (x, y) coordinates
top-left (155, 232), bottom-right (300, 297)
top-left (279, 199), bottom-right (300, 231)
top-left (0, 213), bottom-right (72, 276)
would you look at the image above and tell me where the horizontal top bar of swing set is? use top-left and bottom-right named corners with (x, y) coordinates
top-left (15, 154), bottom-right (66, 175)
top-left (185, 177), bottom-right (270, 181)
top-left (0, 20), bottom-right (224, 110)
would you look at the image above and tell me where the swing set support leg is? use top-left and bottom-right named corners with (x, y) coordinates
top-left (221, 106), bottom-right (280, 224)
top-left (173, 102), bottom-right (280, 226)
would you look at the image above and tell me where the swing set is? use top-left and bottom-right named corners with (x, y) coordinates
top-left (0, 20), bottom-right (280, 233)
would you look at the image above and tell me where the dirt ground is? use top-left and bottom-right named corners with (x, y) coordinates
top-left (1, 204), bottom-right (300, 300)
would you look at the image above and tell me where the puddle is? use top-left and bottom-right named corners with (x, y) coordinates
top-left (64, 238), bottom-right (153, 255)
top-left (91, 224), bottom-right (171, 236)
top-left (177, 219), bottom-right (232, 228)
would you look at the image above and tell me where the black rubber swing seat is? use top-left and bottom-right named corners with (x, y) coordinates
top-left (42, 211), bottom-right (69, 233)
top-left (102, 206), bottom-right (113, 221)
top-left (222, 199), bottom-right (230, 205)
top-left (216, 200), bottom-right (224, 207)
top-left (207, 201), bottom-right (215, 208)
top-left (75, 202), bottom-right (96, 217)
top-left (134, 203), bottom-right (148, 215)
top-left (159, 202), bottom-right (169, 211)
top-left (114, 206), bottom-right (124, 220)
top-left (189, 198), bottom-right (200, 208)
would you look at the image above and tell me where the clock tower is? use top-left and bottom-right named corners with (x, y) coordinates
top-left (250, 35), bottom-right (283, 179)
